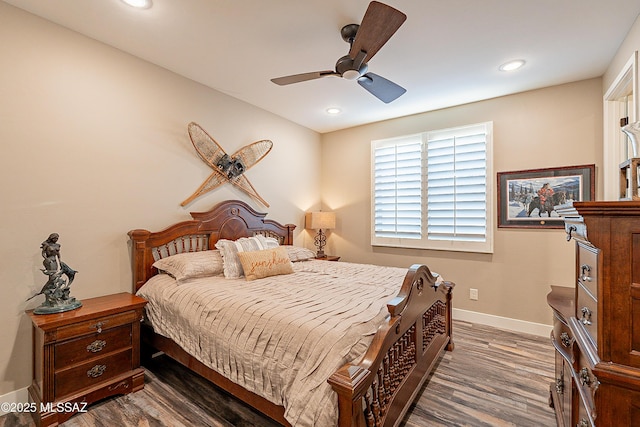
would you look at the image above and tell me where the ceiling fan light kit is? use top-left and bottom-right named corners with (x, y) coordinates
top-left (342, 70), bottom-right (361, 80)
top-left (271, 1), bottom-right (407, 103)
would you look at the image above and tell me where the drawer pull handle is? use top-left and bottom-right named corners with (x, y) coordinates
top-left (555, 377), bottom-right (564, 394)
top-left (577, 419), bottom-right (589, 427)
top-left (579, 367), bottom-right (591, 386)
top-left (580, 264), bottom-right (592, 282)
top-left (580, 306), bottom-right (592, 326)
top-left (87, 364), bottom-right (107, 378)
top-left (560, 332), bottom-right (572, 348)
top-left (91, 321), bottom-right (108, 333)
top-left (566, 225), bottom-right (576, 241)
top-left (86, 339), bottom-right (106, 353)
top-left (108, 381), bottom-right (130, 392)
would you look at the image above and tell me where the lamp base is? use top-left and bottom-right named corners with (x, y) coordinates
top-left (314, 229), bottom-right (328, 259)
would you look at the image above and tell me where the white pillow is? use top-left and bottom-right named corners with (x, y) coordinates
top-left (152, 250), bottom-right (223, 284)
top-left (215, 235), bottom-right (279, 278)
top-left (283, 245), bottom-right (316, 262)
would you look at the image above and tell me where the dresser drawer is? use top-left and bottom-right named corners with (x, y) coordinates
top-left (575, 396), bottom-right (594, 427)
top-left (55, 348), bottom-right (132, 398)
top-left (576, 282), bottom-right (598, 346)
top-left (54, 324), bottom-right (132, 369)
top-left (577, 243), bottom-right (598, 299)
top-left (56, 310), bottom-right (138, 341)
top-left (575, 349), bottom-right (597, 413)
top-left (552, 350), bottom-right (574, 425)
top-left (552, 317), bottom-right (575, 361)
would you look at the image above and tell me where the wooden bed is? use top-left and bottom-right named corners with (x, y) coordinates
top-left (128, 200), bottom-right (454, 427)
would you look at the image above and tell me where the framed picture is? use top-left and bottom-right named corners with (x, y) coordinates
top-left (497, 164), bottom-right (595, 228)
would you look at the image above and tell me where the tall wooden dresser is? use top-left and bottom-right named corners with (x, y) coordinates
top-left (548, 202), bottom-right (640, 426)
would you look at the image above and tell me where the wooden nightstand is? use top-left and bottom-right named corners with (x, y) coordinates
top-left (316, 255), bottom-right (340, 261)
top-left (27, 292), bottom-right (147, 426)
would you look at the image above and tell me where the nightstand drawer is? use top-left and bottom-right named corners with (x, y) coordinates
top-left (55, 325), bottom-right (132, 369)
top-left (55, 348), bottom-right (132, 398)
top-left (56, 310), bottom-right (138, 341)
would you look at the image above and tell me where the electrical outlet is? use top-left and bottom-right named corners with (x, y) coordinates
top-left (469, 288), bottom-right (479, 300)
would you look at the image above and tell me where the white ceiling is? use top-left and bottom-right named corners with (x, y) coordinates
top-left (5, 0), bottom-right (640, 133)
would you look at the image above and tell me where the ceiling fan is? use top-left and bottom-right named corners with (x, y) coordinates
top-left (270, 1), bottom-right (407, 103)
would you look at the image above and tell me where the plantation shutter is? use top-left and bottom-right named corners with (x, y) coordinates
top-left (426, 126), bottom-right (487, 242)
top-left (371, 122), bottom-right (492, 253)
top-left (373, 136), bottom-right (422, 239)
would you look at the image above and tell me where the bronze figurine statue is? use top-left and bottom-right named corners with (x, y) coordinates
top-left (27, 233), bottom-right (82, 314)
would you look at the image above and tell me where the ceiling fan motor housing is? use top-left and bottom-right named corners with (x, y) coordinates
top-left (336, 55), bottom-right (368, 80)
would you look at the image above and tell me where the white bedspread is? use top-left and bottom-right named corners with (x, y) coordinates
top-left (137, 260), bottom-right (413, 427)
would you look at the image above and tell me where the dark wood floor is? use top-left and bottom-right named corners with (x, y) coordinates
top-left (1, 320), bottom-right (556, 427)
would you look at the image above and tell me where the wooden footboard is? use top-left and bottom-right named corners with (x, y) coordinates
top-left (328, 264), bottom-right (454, 427)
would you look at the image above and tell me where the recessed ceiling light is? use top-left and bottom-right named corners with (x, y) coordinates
top-left (499, 59), bottom-right (526, 72)
top-left (121, 0), bottom-right (152, 9)
top-left (326, 107), bottom-right (342, 115)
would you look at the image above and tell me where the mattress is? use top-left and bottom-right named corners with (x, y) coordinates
top-left (137, 260), bottom-right (431, 426)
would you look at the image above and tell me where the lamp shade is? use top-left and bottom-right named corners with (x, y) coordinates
top-left (305, 211), bottom-right (336, 230)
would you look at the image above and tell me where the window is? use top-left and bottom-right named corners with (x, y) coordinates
top-left (371, 122), bottom-right (493, 253)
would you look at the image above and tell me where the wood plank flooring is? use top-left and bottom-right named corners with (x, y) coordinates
top-left (0, 320), bottom-right (556, 426)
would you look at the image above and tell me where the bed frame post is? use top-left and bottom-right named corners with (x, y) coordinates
top-left (444, 280), bottom-right (455, 351)
top-left (129, 229), bottom-right (151, 292)
top-left (329, 366), bottom-right (370, 427)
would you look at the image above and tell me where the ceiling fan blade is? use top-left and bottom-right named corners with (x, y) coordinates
top-left (357, 72), bottom-right (406, 103)
top-left (271, 71), bottom-right (338, 85)
top-left (349, 1), bottom-right (406, 63)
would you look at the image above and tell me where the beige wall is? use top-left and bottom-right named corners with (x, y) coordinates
top-left (320, 78), bottom-right (603, 326)
top-left (0, 3), bottom-right (321, 396)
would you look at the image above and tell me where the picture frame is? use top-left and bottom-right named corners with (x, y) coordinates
top-left (497, 164), bottom-right (595, 228)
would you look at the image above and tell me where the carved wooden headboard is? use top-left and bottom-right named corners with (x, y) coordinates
top-left (128, 200), bottom-right (296, 292)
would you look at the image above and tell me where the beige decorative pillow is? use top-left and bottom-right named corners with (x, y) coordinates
top-left (237, 247), bottom-right (294, 281)
top-left (152, 250), bottom-right (223, 283)
top-left (283, 245), bottom-right (317, 262)
top-left (215, 235), bottom-right (280, 278)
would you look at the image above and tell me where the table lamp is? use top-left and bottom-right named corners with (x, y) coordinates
top-left (305, 211), bottom-right (336, 258)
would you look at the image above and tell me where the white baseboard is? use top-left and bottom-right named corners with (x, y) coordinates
top-left (452, 308), bottom-right (552, 338)
top-left (0, 387), bottom-right (30, 415)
